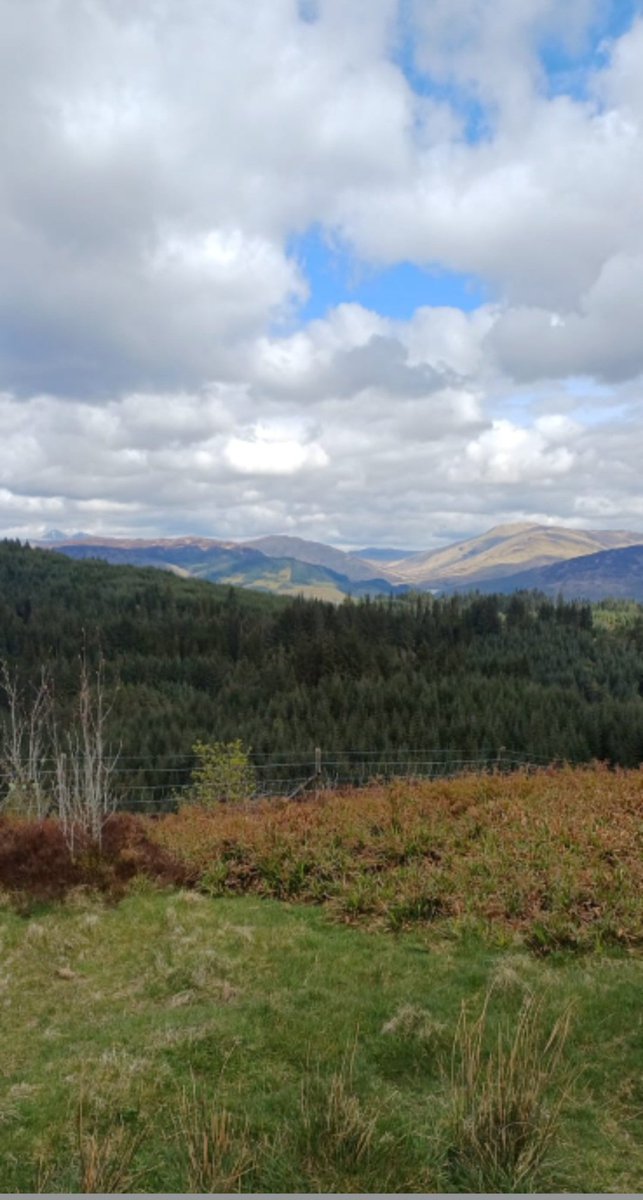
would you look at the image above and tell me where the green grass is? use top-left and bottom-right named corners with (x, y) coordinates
top-left (1, 888), bottom-right (642, 1192)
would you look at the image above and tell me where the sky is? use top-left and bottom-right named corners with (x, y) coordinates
top-left (2, 0), bottom-right (643, 550)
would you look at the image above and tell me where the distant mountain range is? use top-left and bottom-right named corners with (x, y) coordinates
top-left (470, 543), bottom-right (643, 601)
top-left (32, 522), bottom-right (643, 602)
top-left (45, 537), bottom-right (406, 602)
top-left (241, 535), bottom-right (404, 584)
top-left (354, 547), bottom-right (418, 563)
top-left (389, 522), bottom-right (643, 587)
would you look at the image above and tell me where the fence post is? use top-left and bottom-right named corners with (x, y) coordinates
top-left (314, 746), bottom-right (322, 800)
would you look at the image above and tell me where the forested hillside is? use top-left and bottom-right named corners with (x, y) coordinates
top-left (1, 542), bottom-right (643, 799)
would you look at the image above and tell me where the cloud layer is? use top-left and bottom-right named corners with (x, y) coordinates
top-left (1, 0), bottom-right (643, 547)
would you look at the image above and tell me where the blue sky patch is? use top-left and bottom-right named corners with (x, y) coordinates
top-left (392, 5), bottom-right (492, 144)
top-left (291, 226), bottom-right (490, 322)
top-left (393, 0), bottom-right (640, 123)
top-left (540, 0), bottom-right (640, 101)
top-left (297, 0), bottom-right (319, 25)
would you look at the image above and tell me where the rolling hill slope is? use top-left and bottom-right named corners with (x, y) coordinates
top-left (241, 535), bottom-right (401, 582)
top-left (395, 523), bottom-right (643, 587)
top-left (468, 543), bottom-right (643, 601)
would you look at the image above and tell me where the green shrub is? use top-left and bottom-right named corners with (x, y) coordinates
top-left (189, 739), bottom-right (256, 807)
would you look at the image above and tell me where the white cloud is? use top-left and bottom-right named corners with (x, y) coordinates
top-left (1, 0), bottom-right (643, 545)
top-left (408, 0), bottom-right (599, 120)
top-left (486, 251), bottom-right (643, 382)
top-left (459, 417), bottom-right (578, 484)
top-left (225, 427), bottom-right (329, 475)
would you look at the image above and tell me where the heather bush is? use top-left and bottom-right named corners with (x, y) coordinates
top-left (154, 767), bottom-right (643, 947)
top-left (0, 813), bottom-right (188, 902)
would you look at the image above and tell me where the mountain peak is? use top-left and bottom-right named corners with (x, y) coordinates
top-left (397, 523), bottom-right (643, 586)
top-left (241, 534), bottom-right (400, 583)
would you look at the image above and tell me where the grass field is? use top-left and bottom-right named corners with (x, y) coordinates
top-left (1, 767), bottom-right (642, 1193)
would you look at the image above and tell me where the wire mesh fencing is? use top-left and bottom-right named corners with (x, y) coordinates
top-left (95, 745), bottom-right (554, 815)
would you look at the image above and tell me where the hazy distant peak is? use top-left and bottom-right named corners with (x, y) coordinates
top-left (397, 523), bottom-right (643, 586)
top-left (242, 534), bottom-right (398, 583)
top-left (354, 546), bottom-right (419, 563)
top-left (40, 529), bottom-right (93, 543)
top-left (470, 543), bottom-right (643, 602)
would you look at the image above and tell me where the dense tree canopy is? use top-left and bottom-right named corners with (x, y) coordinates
top-left (0, 542), bottom-right (642, 803)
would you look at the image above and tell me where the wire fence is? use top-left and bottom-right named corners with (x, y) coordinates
top-left (97, 746), bottom-right (555, 814)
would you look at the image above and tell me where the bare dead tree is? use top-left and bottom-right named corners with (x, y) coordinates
top-left (53, 656), bottom-right (120, 850)
top-left (0, 661), bottom-right (53, 817)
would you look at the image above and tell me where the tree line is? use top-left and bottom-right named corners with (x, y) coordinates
top-left (1, 541), bottom-right (643, 802)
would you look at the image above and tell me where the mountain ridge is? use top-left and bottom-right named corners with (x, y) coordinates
top-left (48, 540), bottom-right (407, 602)
top-left (394, 523), bottom-right (643, 586)
top-left (31, 521), bottom-right (643, 600)
top-left (241, 534), bottom-right (400, 583)
top-left (466, 543), bottom-right (643, 601)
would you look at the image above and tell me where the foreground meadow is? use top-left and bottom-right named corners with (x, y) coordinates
top-left (0, 767), bottom-right (641, 1192)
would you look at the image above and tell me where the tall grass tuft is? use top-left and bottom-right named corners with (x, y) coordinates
top-left (173, 1077), bottom-right (256, 1192)
top-left (300, 1067), bottom-right (378, 1172)
top-left (294, 1044), bottom-right (424, 1192)
top-left (73, 1093), bottom-right (145, 1193)
top-left (444, 990), bottom-right (575, 1191)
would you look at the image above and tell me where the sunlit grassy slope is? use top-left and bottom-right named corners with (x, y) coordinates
top-left (1, 766), bottom-right (642, 1192)
top-left (397, 522), bottom-right (643, 584)
top-left (1, 891), bottom-right (642, 1193)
